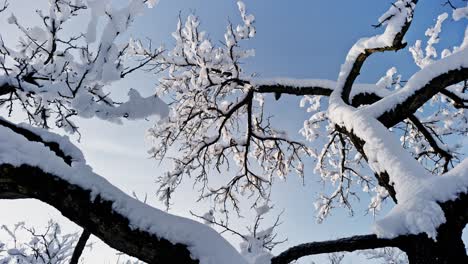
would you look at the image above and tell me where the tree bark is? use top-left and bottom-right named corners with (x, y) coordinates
top-left (271, 234), bottom-right (403, 264)
top-left (0, 164), bottom-right (199, 264)
top-left (402, 193), bottom-right (468, 264)
top-left (402, 233), bottom-right (467, 264)
top-left (0, 135), bottom-right (467, 264)
top-left (273, 193), bottom-right (468, 264)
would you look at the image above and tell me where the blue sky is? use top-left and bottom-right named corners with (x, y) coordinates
top-left (0, 1), bottom-right (467, 263)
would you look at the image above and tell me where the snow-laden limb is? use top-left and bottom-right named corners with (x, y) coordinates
top-left (0, 123), bottom-right (247, 264)
top-left (374, 159), bottom-right (468, 239)
top-left (327, 68), bottom-right (467, 239)
top-left (362, 47), bottom-right (468, 121)
top-left (320, 0), bottom-right (418, 219)
top-left (0, 0), bottom-right (166, 133)
top-left (329, 0), bottom-right (416, 105)
top-left (0, 116), bottom-right (84, 165)
top-left (328, 109), bottom-right (430, 202)
top-left (324, 0), bottom-right (468, 240)
top-left (251, 78), bottom-right (391, 100)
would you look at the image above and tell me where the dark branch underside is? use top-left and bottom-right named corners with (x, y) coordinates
top-left (0, 164), bottom-right (198, 264)
top-left (271, 234), bottom-right (404, 264)
top-left (377, 67), bottom-right (468, 127)
top-left (1, 162), bottom-right (467, 264)
top-left (0, 1), bottom-right (466, 263)
top-left (255, 84), bottom-right (332, 97)
top-left (0, 118), bottom-right (73, 165)
top-left (272, 192), bottom-right (468, 264)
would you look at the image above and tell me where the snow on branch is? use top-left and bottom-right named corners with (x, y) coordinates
top-left (327, 92), bottom-right (467, 239)
top-left (329, 0), bottom-right (417, 106)
top-left (0, 122), bottom-right (247, 264)
top-left (322, 0), bottom-right (468, 240)
top-left (146, 0), bottom-right (466, 227)
top-left (146, 0), bottom-right (410, 215)
top-left (148, 2), bottom-right (312, 212)
top-left (271, 234), bottom-right (403, 264)
top-left (251, 78), bottom-right (389, 101)
top-left (311, 0), bottom-right (419, 220)
top-left (0, 0), bottom-right (167, 134)
top-left (369, 3), bottom-right (468, 126)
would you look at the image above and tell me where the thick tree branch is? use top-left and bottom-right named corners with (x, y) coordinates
top-left (339, 0), bottom-right (417, 104)
top-left (341, 43), bottom-right (408, 104)
top-left (272, 191), bottom-right (468, 264)
top-left (377, 67), bottom-right (468, 127)
top-left (255, 84), bottom-right (332, 97)
top-left (3, 161), bottom-right (461, 264)
top-left (0, 118), bottom-right (73, 165)
top-left (271, 234), bottom-right (404, 264)
top-left (0, 164), bottom-right (199, 264)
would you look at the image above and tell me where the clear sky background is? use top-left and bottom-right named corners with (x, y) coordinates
top-left (0, 1), bottom-right (467, 263)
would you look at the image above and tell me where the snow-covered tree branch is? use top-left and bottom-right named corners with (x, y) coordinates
top-left (0, 0), bottom-right (467, 263)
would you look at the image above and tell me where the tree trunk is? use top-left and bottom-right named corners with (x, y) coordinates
top-left (404, 232), bottom-right (467, 264)
top-left (403, 195), bottom-right (468, 264)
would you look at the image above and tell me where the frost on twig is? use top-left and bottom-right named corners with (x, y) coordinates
top-left (148, 1), bottom-right (310, 212)
top-left (0, 220), bottom-right (84, 264)
top-left (192, 203), bottom-right (285, 264)
top-left (0, 0), bottom-right (167, 136)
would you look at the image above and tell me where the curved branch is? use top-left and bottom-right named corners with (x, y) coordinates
top-left (341, 44), bottom-right (408, 104)
top-left (252, 79), bottom-right (379, 99)
top-left (0, 164), bottom-right (199, 264)
top-left (376, 67), bottom-right (468, 127)
top-left (272, 190), bottom-right (468, 264)
top-left (0, 118), bottom-right (73, 165)
top-left (338, 0), bottom-right (417, 104)
top-left (271, 234), bottom-right (404, 264)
